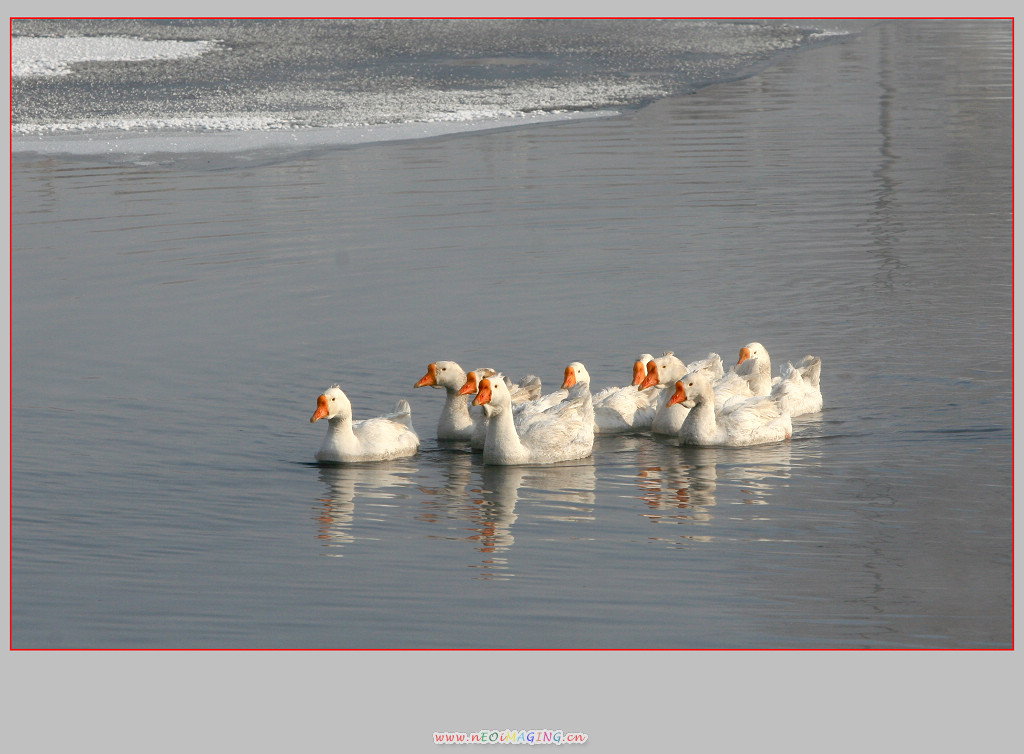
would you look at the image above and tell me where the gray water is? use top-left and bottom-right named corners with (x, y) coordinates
top-left (10, 20), bottom-right (1012, 649)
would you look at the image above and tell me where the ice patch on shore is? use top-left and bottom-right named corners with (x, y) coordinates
top-left (14, 115), bottom-right (289, 135)
top-left (11, 107), bottom-right (607, 137)
top-left (12, 35), bottom-right (219, 77)
top-left (12, 78), bottom-right (650, 137)
top-left (12, 109), bottom-right (621, 156)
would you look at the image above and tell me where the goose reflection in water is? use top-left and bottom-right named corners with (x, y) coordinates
top-left (484, 459), bottom-right (597, 523)
top-left (414, 450), bottom-right (516, 579)
top-left (413, 454), bottom-right (597, 580)
top-left (632, 439), bottom-right (798, 545)
top-left (414, 448), bottom-right (475, 524)
top-left (313, 461), bottom-right (419, 556)
top-left (470, 460), bottom-right (597, 580)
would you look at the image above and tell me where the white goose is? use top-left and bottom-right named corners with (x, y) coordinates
top-left (727, 344), bottom-right (823, 417)
top-left (414, 361), bottom-right (540, 442)
top-left (769, 355), bottom-right (823, 417)
top-left (734, 341), bottom-right (774, 396)
top-left (472, 374), bottom-right (594, 465)
top-left (669, 372), bottom-right (792, 447)
top-left (558, 361), bottom-right (596, 439)
top-left (704, 342), bottom-right (769, 410)
top-left (310, 384), bottom-right (419, 463)
top-left (460, 366), bottom-right (565, 450)
top-left (638, 351), bottom-right (723, 435)
top-left (591, 353), bottom-right (660, 434)
top-left (458, 368), bottom-right (544, 407)
top-left (414, 361), bottom-right (476, 441)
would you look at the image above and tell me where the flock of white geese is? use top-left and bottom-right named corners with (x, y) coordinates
top-left (310, 342), bottom-right (823, 465)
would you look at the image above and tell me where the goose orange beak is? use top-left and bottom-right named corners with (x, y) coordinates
top-left (737, 347), bottom-right (751, 365)
top-left (414, 363), bottom-right (437, 388)
top-left (632, 359), bottom-right (646, 386)
top-left (666, 381), bottom-right (687, 407)
top-left (472, 378), bottom-right (492, 406)
top-left (561, 365), bottom-right (576, 389)
top-left (310, 394), bottom-right (329, 423)
top-left (638, 361), bottom-right (659, 390)
top-left (458, 372), bottom-right (478, 396)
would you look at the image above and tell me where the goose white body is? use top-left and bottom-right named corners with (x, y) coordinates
top-left (414, 360), bottom-right (476, 441)
top-left (769, 355), bottom-right (823, 417)
top-left (729, 343), bottom-right (824, 417)
top-left (456, 368), bottom-right (547, 451)
top-left (638, 351), bottom-right (723, 435)
top-left (592, 353), bottom-right (659, 434)
top-left (734, 341), bottom-right (774, 396)
top-left (310, 385), bottom-right (419, 463)
top-left (473, 366), bottom-right (594, 465)
top-left (671, 372), bottom-right (792, 447)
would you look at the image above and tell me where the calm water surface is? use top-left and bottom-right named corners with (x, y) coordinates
top-left (11, 21), bottom-right (1012, 648)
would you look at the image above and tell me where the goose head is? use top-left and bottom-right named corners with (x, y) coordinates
top-left (666, 372), bottom-right (711, 409)
top-left (638, 352), bottom-right (684, 390)
top-left (471, 375), bottom-right (512, 413)
top-left (457, 367), bottom-right (498, 396)
top-left (631, 353), bottom-right (654, 386)
top-left (737, 342), bottom-right (770, 370)
top-left (561, 361), bottom-right (591, 390)
top-left (458, 370), bottom-right (481, 396)
top-left (414, 360), bottom-right (466, 390)
top-left (310, 385), bottom-right (352, 423)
